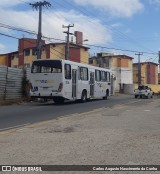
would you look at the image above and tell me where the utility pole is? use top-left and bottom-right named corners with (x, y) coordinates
top-left (159, 51), bottom-right (160, 73)
top-left (63, 24), bottom-right (74, 60)
top-left (135, 52), bottom-right (143, 85)
top-left (29, 1), bottom-right (51, 59)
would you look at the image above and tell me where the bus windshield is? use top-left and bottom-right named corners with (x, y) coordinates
top-left (31, 60), bottom-right (62, 73)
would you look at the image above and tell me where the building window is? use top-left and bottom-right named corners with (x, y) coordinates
top-left (80, 67), bottom-right (88, 81)
top-left (24, 49), bottom-right (30, 56)
top-left (32, 48), bottom-right (37, 55)
top-left (103, 58), bottom-right (110, 68)
top-left (89, 59), bottom-right (93, 64)
top-left (95, 70), bottom-right (101, 81)
top-left (65, 64), bottom-right (71, 79)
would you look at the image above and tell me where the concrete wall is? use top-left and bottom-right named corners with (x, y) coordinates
top-left (155, 66), bottom-right (158, 84)
top-left (0, 55), bottom-right (6, 65)
top-left (112, 67), bottom-right (133, 92)
top-left (23, 49), bottom-right (47, 67)
top-left (50, 44), bottom-right (65, 59)
top-left (123, 84), bottom-right (135, 94)
top-left (80, 47), bottom-right (89, 64)
top-left (11, 54), bottom-right (19, 67)
top-left (121, 68), bottom-right (133, 84)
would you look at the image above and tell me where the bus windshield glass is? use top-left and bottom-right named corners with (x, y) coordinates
top-left (31, 60), bottom-right (62, 73)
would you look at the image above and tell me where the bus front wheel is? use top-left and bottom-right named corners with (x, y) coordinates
top-left (103, 90), bottom-right (109, 100)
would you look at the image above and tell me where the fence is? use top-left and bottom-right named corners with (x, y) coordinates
top-left (0, 65), bottom-right (24, 100)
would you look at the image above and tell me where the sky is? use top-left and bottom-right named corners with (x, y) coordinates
top-left (0, 0), bottom-right (160, 63)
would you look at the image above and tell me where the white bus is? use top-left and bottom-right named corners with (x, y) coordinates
top-left (30, 59), bottom-right (112, 103)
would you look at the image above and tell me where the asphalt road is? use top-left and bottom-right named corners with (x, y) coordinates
top-left (0, 94), bottom-right (151, 130)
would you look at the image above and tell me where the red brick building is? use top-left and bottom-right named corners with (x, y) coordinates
top-left (0, 31), bottom-right (89, 68)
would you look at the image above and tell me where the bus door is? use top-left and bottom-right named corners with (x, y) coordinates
top-left (90, 72), bottom-right (95, 97)
top-left (72, 69), bottom-right (77, 99)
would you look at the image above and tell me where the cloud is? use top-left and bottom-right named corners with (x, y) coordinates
top-left (73, 0), bottom-right (144, 17)
top-left (110, 23), bottom-right (123, 28)
top-left (0, 43), bottom-right (5, 49)
top-left (51, 10), bottom-right (112, 44)
top-left (0, 8), bottom-right (112, 47)
top-left (0, 43), bottom-right (7, 53)
top-left (0, 0), bottom-right (30, 7)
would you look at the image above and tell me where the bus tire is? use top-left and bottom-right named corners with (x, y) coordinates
top-left (81, 90), bottom-right (87, 103)
top-left (103, 89), bottom-right (109, 100)
top-left (135, 95), bottom-right (138, 99)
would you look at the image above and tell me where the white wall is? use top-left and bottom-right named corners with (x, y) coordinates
top-left (120, 68), bottom-right (133, 84)
top-left (112, 67), bottom-right (133, 92)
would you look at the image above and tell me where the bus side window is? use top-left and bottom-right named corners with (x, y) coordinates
top-left (106, 72), bottom-right (110, 82)
top-left (95, 70), bottom-right (101, 81)
top-left (101, 71), bottom-right (106, 82)
top-left (65, 64), bottom-right (71, 79)
top-left (108, 72), bottom-right (110, 82)
top-left (78, 67), bottom-right (80, 80)
top-left (80, 67), bottom-right (88, 81)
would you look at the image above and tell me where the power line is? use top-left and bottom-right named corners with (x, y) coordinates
top-left (0, 31), bottom-right (89, 63)
top-left (59, 0), bottom-right (155, 53)
top-left (1, 31), bottom-right (158, 67)
top-left (84, 43), bottom-right (158, 55)
top-left (0, 28), bottom-right (158, 56)
top-left (0, 33), bottom-right (19, 39)
top-left (0, 18), bottom-right (158, 56)
top-left (0, 22), bottom-right (66, 43)
top-left (0, 1), bottom-right (156, 56)
top-left (0, 22), bottom-right (36, 35)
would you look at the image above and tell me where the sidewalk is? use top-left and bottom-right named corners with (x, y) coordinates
top-left (0, 98), bottom-right (160, 174)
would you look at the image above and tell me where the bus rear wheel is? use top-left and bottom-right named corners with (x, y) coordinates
top-left (81, 90), bottom-right (87, 103)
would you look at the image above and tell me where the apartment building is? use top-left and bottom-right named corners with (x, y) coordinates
top-left (0, 31), bottom-right (89, 68)
top-left (133, 62), bottom-right (158, 85)
top-left (89, 53), bottom-right (134, 92)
